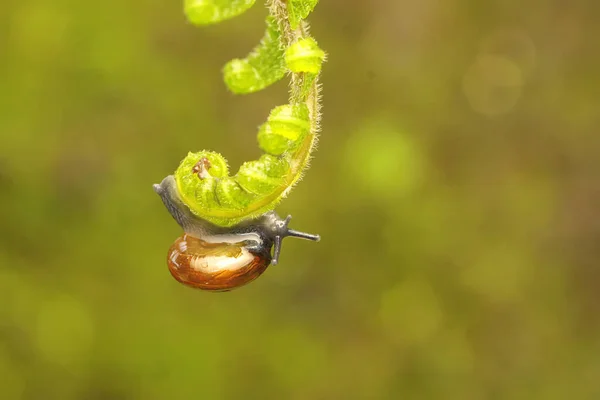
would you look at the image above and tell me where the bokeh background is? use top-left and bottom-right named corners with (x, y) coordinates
top-left (1, 0), bottom-right (600, 398)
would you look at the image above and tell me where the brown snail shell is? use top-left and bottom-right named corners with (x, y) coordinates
top-left (167, 234), bottom-right (271, 291)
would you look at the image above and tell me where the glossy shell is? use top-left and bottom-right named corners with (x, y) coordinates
top-left (167, 234), bottom-right (271, 291)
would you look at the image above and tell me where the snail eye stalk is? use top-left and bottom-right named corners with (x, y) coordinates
top-left (286, 230), bottom-right (321, 242)
top-left (271, 215), bottom-right (320, 265)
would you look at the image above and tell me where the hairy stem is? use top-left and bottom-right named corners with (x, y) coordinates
top-left (269, 0), bottom-right (321, 188)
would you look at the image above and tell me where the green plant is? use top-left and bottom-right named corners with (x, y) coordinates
top-left (171, 0), bottom-right (325, 227)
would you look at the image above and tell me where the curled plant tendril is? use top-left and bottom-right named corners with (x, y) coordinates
top-left (172, 0), bottom-right (324, 227)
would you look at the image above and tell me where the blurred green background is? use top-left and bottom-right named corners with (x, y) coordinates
top-left (1, 0), bottom-right (599, 399)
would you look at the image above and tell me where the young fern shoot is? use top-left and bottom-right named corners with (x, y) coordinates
top-left (154, 0), bottom-right (325, 291)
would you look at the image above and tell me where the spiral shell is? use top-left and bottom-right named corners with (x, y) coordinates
top-left (167, 234), bottom-right (271, 291)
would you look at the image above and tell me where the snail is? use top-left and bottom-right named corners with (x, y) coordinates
top-left (154, 175), bottom-right (320, 291)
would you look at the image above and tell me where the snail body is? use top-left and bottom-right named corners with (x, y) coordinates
top-left (154, 176), bottom-right (319, 291)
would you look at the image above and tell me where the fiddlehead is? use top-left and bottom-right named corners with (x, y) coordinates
top-left (154, 0), bottom-right (324, 289)
top-left (173, 0), bottom-right (324, 227)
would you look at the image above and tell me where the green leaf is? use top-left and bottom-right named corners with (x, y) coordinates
top-left (285, 37), bottom-right (325, 74)
top-left (258, 104), bottom-right (311, 155)
top-left (236, 155), bottom-right (291, 195)
top-left (287, 0), bottom-right (319, 29)
top-left (223, 16), bottom-right (286, 94)
top-left (185, 0), bottom-right (256, 25)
